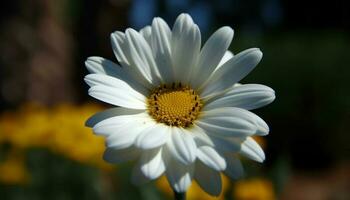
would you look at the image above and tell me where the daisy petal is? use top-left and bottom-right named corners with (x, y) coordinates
top-left (103, 147), bottom-right (140, 164)
top-left (166, 127), bottom-right (197, 165)
top-left (240, 137), bottom-right (265, 162)
top-left (151, 17), bottom-right (174, 82)
top-left (209, 136), bottom-right (243, 152)
top-left (86, 74), bottom-right (147, 109)
top-left (139, 148), bottom-right (165, 179)
top-left (196, 146), bottom-right (226, 171)
top-left (86, 107), bottom-right (144, 128)
top-left (93, 112), bottom-right (149, 136)
top-left (84, 58), bottom-right (149, 95)
top-left (223, 154), bottom-right (244, 179)
top-left (217, 51), bottom-right (234, 69)
top-left (164, 148), bottom-right (194, 193)
top-left (197, 108), bottom-right (257, 137)
top-left (201, 48), bottom-right (263, 98)
top-left (190, 124), bottom-right (214, 147)
top-left (105, 118), bottom-right (154, 150)
top-left (191, 27), bottom-right (234, 89)
top-left (172, 13), bottom-right (201, 83)
top-left (134, 124), bottom-right (170, 149)
top-left (125, 28), bottom-right (161, 84)
top-left (139, 26), bottom-right (152, 45)
top-left (110, 31), bottom-right (130, 67)
top-left (85, 56), bottom-right (120, 75)
top-left (85, 57), bottom-right (119, 81)
top-left (110, 31), bottom-right (153, 88)
top-left (198, 107), bottom-right (269, 137)
top-left (205, 84), bottom-right (275, 110)
top-left (195, 160), bottom-right (222, 196)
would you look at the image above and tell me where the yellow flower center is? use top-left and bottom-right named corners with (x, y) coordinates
top-left (148, 83), bottom-right (202, 127)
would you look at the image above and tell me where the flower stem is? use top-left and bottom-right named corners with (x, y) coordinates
top-left (173, 190), bottom-right (186, 200)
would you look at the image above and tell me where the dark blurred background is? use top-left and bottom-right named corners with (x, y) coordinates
top-left (0, 0), bottom-right (349, 199)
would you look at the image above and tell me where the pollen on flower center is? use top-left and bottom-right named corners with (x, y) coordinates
top-left (147, 83), bottom-right (202, 127)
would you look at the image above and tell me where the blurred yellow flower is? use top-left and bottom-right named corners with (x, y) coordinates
top-left (233, 178), bottom-right (275, 200)
top-left (156, 174), bottom-right (230, 200)
top-left (0, 103), bottom-right (113, 170)
top-left (48, 103), bottom-right (113, 170)
top-left (0, 151), bottom-right (29, 185)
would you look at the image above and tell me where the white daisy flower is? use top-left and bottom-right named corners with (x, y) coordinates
top-left (84, 13), bottom-right (275, 196)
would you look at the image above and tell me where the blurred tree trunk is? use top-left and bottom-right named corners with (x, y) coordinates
top-left (0, 0), bottom-right (130, 108)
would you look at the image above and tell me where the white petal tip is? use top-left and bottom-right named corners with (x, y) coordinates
top-left (179, 13), bottom-right (191, 18)
top-left (177, 13), bottom-right (193, 24)
top-left (125, 28), bottom-right (138, 35)
top-left (240, 138), bottom-right (265, 163)
top-left (152, 17), bottom-right (162, 22)
top-left (256, 49), bottom-right (263, 57)
top-left (219, 26), bottom-right (234, 37)
top-left (256, 124), bottom-right (270, 136)
top-left (110, 32), bottom-right (117, 40)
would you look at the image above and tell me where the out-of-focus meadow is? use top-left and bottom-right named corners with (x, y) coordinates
top-left (0, 0), bottom-right (349, 199)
